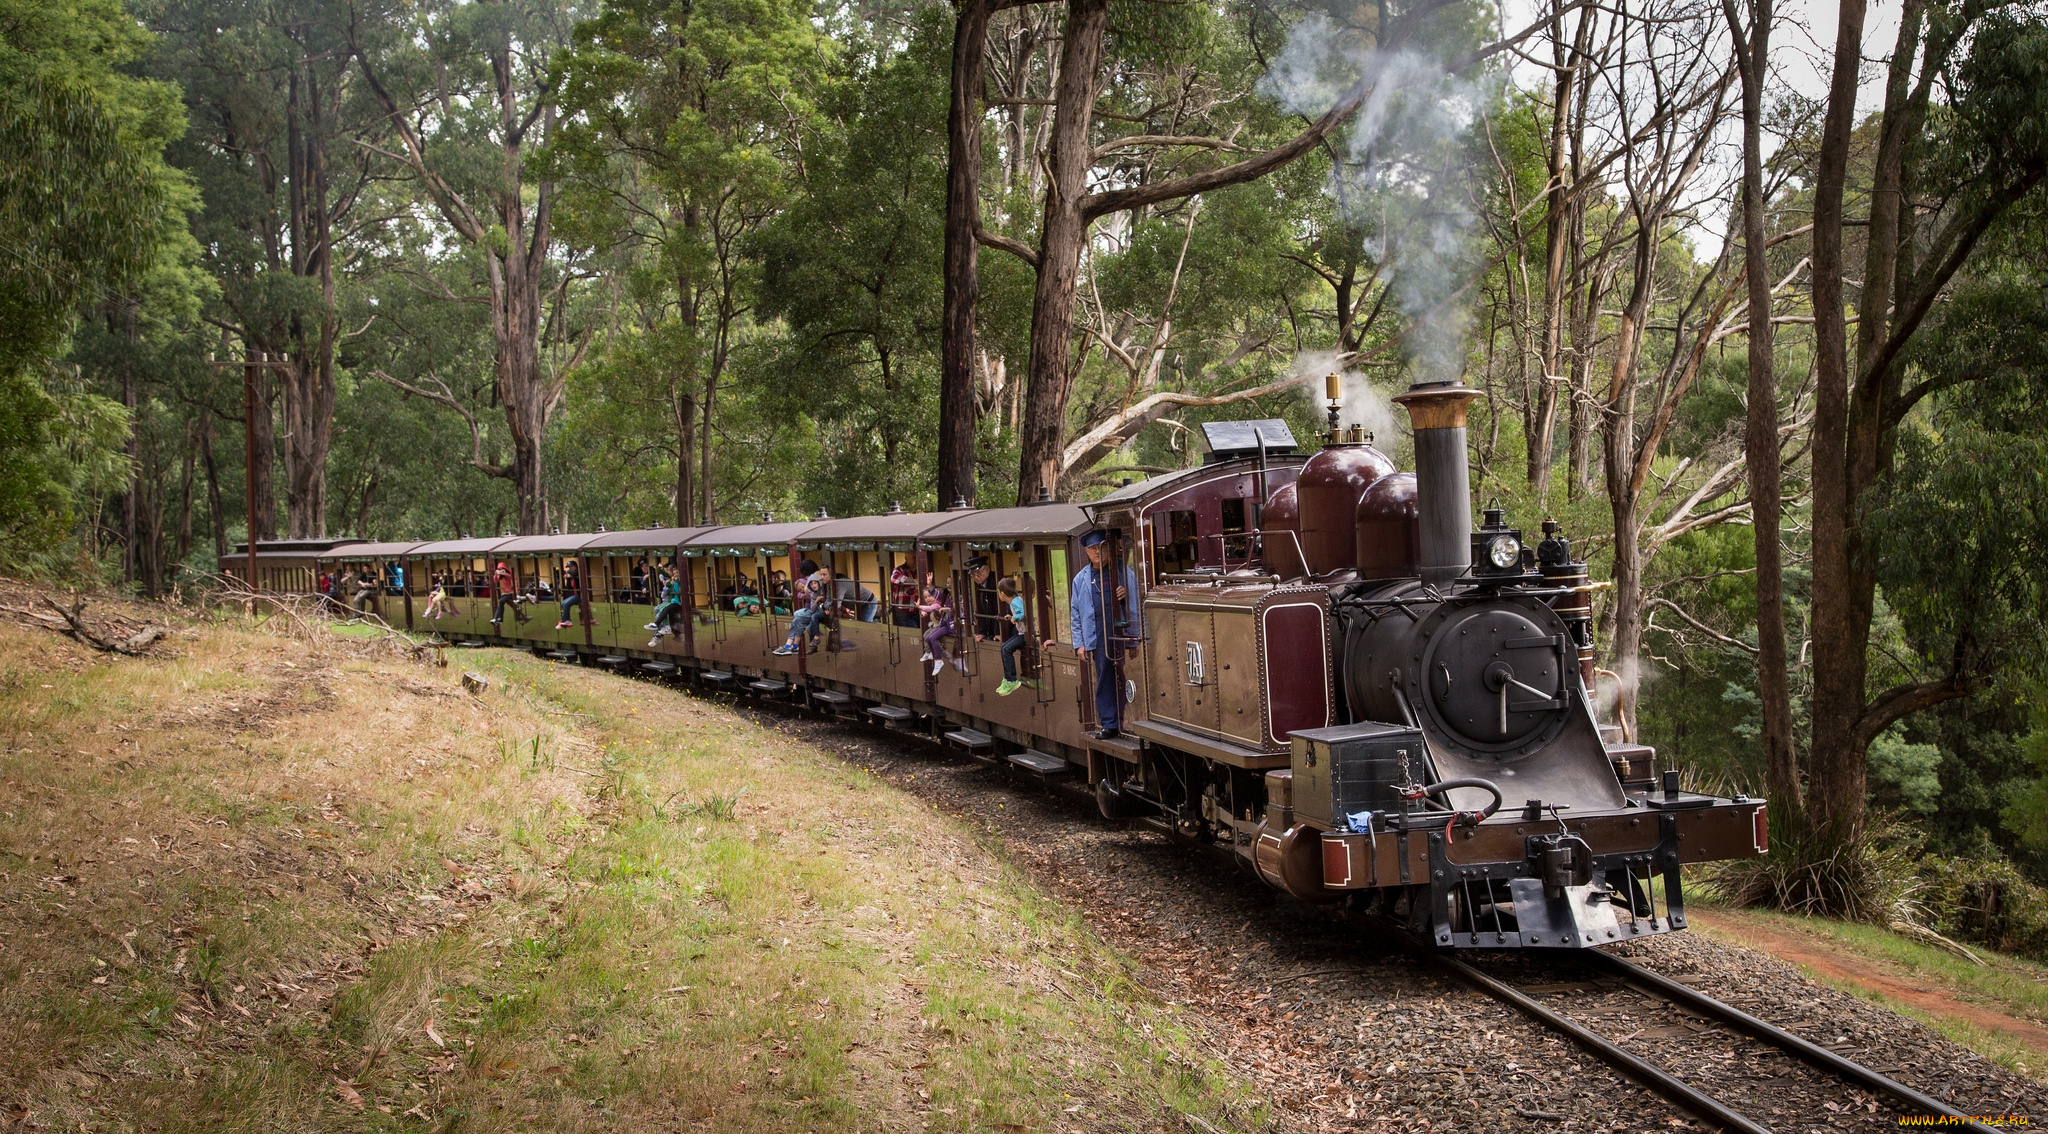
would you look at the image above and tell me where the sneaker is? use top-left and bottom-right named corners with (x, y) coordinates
top-left (931, 659), bottom-right (945, 676)
top-left (919, 651), bottom-right (932, 661)
top-left (772, 645), bottom-right (796, 656)
top-left (647, 637), bottom-right (661, 648)
top-left (644, 622), bottom-right (660, 631)
top-left (555, 621), bottom-right (571, 629)
top-left (953, 658), bottom-right (967, 673)
top-left (996, 679), bottom-right (1020, 696)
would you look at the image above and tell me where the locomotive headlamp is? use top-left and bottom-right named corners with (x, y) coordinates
top-left (1471, 502), bottom-right (1525, 578)
top-left (1486, 533), bottom-right (1522, 570)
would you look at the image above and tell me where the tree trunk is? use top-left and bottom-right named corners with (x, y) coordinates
top-left (490, 56), bottom-right (554, 535)
top-left (674, 393), bottom-right (696, 528)
top-left (940, 0), bottom-right (995, 509)
top-left (1804, 0), bottom-right (1870, 844)
top-left (701, 369), bottom-right (716, 522)
top-left (279, 64), bottom-right (340, 540)
top-left (199, 406), bottom-right (226, 562)
top-left (1014, 0), bottom-right (1108, 505)
top-left (120, 299), bottom-right (139, 583)
top-left (246, 340), bottom-right (278, 542)
top-left (1599, 235), bottom-right (1656, 737)
top-left (177, 418), bottom-right (196, 575)
top-left (1723, 0), bottom-right (1798, 818)
top-left (1530, 0), bottom-right (1588, 500)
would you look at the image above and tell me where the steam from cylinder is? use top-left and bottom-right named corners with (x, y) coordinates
top-left (1392, 383), bottom-right (1480, 587)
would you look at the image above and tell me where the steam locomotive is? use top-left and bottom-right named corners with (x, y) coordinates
top-left (253, 378), bottom-right (1766, 950)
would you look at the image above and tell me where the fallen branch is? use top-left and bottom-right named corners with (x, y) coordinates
top-left (1888, 919), bottom-right (1985, 966)
top-left (39, 597), bottom-right (170, 656)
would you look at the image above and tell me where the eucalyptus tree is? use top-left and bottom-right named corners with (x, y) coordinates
top-left (1720, 0), bottom-right (1798, 825)
top-left (549, 0), bottom-right (829, 526)
top-left (153, 0), bottom-right (382, 539)
top-left (1798, 0), bottom-right (2048, 907)
top-left (345, 0), bottom-right (591, 534)
top-left (971, 0), bottom-right (1565, 504)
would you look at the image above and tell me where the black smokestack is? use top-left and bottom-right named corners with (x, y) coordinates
top-left (1392, 382), bottom-right (1479, 587)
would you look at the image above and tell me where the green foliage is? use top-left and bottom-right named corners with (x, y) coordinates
top-left (0, 0), bottom-right (185, 558)
top-left (0, 371), bottom-right (68, 553)
top-left (748, 9), bottom-right (950, 515)
top-left (1917, 846), bottom-right (2048, 962)
top-left (1869, 725), bottom-right (1943, 815)
top-left (2002, 758), bottom-right (2048, 857)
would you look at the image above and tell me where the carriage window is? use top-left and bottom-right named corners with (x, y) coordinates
top-left (1048, 548), bottom-right (1069, 644)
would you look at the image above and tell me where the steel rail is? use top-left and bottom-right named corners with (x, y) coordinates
top-left (1430, 951), bottom-right (1776, 1134)
top-left (1585, 951), bottom-right (1996, 1133)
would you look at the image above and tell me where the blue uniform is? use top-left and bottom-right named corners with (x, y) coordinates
top-left (1069, 562), bottom-right (1141, 730)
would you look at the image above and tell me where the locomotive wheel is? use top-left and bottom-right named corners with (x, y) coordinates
top-left (1095, 776), bottom-right (1139, 820)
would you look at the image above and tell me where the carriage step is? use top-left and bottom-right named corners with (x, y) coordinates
top-left (546, 649), bottom-right (578, 662)
top-left (639, 661), bottom-right (678, 676)
top-left (698, 670), bottom-right (738, 688)
top-left (456, 640), bottom-right (486, 648)
top-left (1006, 749), bottom-right (1068, 776)
top-left (810, 690), bottom-right (856, 716)
top-left (595, 655), bottom-right (630, 671)
top-left (944, 728), bottom-right (994, 751)
top-left (865, 705), bottom-right (915, 725)
top-left (748, 679), bottom-right (789, 696)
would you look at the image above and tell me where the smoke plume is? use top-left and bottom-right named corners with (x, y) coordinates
top-left (1258, 17), bottom-right (1493, 385)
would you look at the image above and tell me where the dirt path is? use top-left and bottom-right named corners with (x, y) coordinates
top-left (1690, 908), bottom-right (2048, 1061)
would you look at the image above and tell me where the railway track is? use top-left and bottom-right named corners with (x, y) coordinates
top-left (1437, 947), bottom-right (1998, 1133)
top-left (723, 687), bottom-right (2018, 1132)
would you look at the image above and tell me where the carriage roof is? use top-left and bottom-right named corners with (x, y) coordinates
top-left (403, 536), bottom-right (518, 557)
top-left (319, 540), bottom-right (423, 562)
top-left (582, 526), bottom-right (723, 552)
top-left (489, 532), bottom-right (607, 554)
top-left (680, 520), bottom-right (828, 551)
top-left (919, 502), bottom-right (1091, 541)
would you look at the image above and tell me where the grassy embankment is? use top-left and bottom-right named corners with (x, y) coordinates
top-left (0, 608), bottom-right (1264, 1132)
top-left (1691, 905), bottom-right (2048, 1074)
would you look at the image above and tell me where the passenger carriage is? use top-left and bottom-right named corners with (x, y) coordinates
top-left (315, 540), bottom-right (423, 625)
top-left (224, 538), bottom-right (358, 595)
top-left (583, 527), bottom-right (715, 656)
top-left (395, 535), bottom-right (516, 641)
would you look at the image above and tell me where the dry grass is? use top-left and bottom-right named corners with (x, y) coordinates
top-left (0, 601), bottom-right (1263, 1132)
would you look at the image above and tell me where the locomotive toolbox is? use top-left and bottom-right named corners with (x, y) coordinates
top-left (1288, 721), bottom-right (1428, 829)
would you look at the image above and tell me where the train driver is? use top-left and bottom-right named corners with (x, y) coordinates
top-left (1059, 530), bottom-right (1142, 740)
